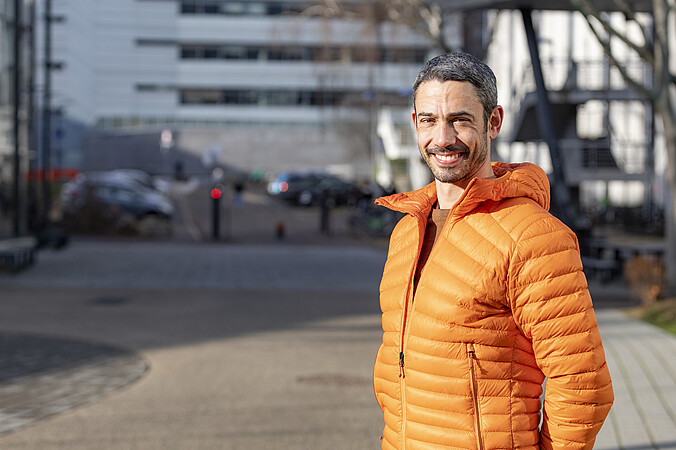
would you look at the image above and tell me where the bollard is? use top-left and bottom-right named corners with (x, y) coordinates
top-left (276, 221), bottom-right (285, 240)
top-left (319, 190), bottom-right (330, 234)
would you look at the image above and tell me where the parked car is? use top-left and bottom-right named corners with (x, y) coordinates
top-left (60, 171), bottom-right (174, 232)
top-left (103, 169), bottom-right (171, 196)
top-left (267, 171), bottom-right (361, 207)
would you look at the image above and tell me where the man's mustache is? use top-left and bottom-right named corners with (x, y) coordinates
top-left (426, 143), bottom-right (469, 154)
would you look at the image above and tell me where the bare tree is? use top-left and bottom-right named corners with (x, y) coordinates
top-left (571, 0), bottom-right (676, 294)
top-left (304, 0), bottom-right (453, 52)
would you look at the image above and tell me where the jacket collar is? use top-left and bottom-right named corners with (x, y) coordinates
top-left (375, 162), bottom-right (550, 217)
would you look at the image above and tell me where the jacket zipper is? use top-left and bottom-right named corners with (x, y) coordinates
top-left (398, 211), bottom-right (427, 449)
top-left (399, 207), bottom-right (444, 378)
top-left (468, 344), bottom-right (484, 450)
top-left (399, 264), bottom-right (417, 450)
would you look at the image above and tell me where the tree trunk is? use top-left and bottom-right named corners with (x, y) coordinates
top-left (651, 0), bottom-right (675, 295)
top-left (656, 95), bottom-right (676, 295)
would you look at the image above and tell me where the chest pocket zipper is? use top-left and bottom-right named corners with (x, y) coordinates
top-left (468, 343), bottom-right (484, 450)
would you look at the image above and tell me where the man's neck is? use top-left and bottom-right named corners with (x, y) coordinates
top-left (435, 181), bottom-right (466, 209)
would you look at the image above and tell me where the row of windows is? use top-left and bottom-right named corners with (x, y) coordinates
top-left (179, 88), bottom-right (410, 107)
top-left (95, 116), bottom-right (322, 130)
top-left (180, 44), bottom-right (428, 65)
top-left (180, 1), bottom-right (308, 16)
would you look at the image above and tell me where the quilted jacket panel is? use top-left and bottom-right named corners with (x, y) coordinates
top-left (373, 162), bottom-right (613, 450)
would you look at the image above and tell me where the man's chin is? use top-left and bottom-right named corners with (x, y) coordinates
top-left (429, 165), bottom-right (467, 184)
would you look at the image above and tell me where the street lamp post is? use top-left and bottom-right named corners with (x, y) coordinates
top-left (12, 0), bottom-right (23, 236)
top-left (26, 0), bottom-right (38, 234)
top-left (41, 0), bottom-right (52, 227)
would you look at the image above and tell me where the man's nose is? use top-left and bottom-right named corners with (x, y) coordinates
top-left (434, 123), bottom-right (457, 148)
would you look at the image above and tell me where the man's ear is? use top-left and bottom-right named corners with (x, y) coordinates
top-left (488, 106), bottom-right (504, 139)
top-left (411, 110), bottom-right (417, 130)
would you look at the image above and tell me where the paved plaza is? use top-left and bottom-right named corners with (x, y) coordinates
top-left (0, 183), bottom-right (675, 448)
top-left (0, 239), bottom-right (387, 449)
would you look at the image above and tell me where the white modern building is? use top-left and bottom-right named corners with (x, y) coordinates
top-left (36, 0), bottom-right (463, 185)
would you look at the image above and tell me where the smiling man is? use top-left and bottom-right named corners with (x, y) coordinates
top-left (372, 52), bottom-right (613, 450)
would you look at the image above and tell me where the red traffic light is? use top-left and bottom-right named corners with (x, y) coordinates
top-left (210, 187), bottom-right (222, 200)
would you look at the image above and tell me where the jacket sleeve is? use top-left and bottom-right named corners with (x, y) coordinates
top-left (507, 216), bottom-right (614, 450)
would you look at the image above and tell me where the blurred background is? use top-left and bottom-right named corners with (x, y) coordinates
top-left (0, 0), bottom-right (673, 288)
top-left (0, 1), bottom-right (675, 449)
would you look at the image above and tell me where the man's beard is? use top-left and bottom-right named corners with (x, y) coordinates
top-left (421, 136), bottom-right (489, 184)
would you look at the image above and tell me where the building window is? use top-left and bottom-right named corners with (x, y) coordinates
top-left (221, 2), bottom-right (246, 15)
top-left (181, 46), bottom-right (199, 59)
top-left (177, 88), bottom-right (415, 107)
top-left (180, 88), bottom-right (338, 106)
top-left (181, 0), bottom-right (220, 14)
top-left (203, 47), bottom-right (219, 59)
top-left (181, 89), bottom-right (223, 104)
top-left (180, 2), bottom-right (197, 13)
top-left (179, 43), bottom-right (428, 64)
top-left (180, 1), bottom-right (312, 16)
top-left (223, 46), bottom-right (249, 60)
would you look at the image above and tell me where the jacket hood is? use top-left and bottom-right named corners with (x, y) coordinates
top-left (375, 162), bottom-right (550, 216)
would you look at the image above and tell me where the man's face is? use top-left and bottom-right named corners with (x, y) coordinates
top-left (412, 80), bottom-right (498, 186)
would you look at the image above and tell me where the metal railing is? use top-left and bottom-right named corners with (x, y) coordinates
top-left (506, 57), bottom-right (651, 175)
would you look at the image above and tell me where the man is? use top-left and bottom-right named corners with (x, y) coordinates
top-left (372, 52), bottom-right (613, 450)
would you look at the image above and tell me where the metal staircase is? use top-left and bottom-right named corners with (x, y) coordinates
top-left (508, 59), bottom-right (651, 186)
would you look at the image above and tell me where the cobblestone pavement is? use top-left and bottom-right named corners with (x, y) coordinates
top-left (0, 333), bottom-right (147, 436)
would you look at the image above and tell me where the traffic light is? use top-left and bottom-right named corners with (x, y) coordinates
top-left (210, 186), bottom-right (223, 200)
top-left (211, 183), bottom-right (225, 240)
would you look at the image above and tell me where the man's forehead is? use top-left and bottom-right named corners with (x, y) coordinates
top-left (414, 80), bottom-right (482, 109)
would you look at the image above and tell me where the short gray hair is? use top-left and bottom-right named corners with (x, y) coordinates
top-left (412, 52), bottom-right (498, 125)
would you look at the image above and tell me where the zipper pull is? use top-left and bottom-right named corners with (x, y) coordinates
top-left (399, 352), bottom-right (405, 378)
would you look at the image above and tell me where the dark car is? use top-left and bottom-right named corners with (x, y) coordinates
top-left (60, 171), bottom-right (174, 232)
top-left (267, 171), bottom-right (359, 206)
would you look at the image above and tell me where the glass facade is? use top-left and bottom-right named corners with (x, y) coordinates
top-left (177, 87), bottom-right (409, 107)
top-left (180, 0), bottom-right (308, 16)
top-left (177, 43), bottom-right (428, 64)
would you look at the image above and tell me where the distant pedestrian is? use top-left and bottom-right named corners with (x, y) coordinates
top-left (372, 51), bottom-right (613, 449)
top-left (174, 160), bottom-right (185, 181)
top-left (233, 179), bottom-right (245, 209)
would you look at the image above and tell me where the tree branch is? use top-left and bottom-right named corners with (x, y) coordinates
top-left (651, 0), bottom-right (674, 91)
top-left (570, 0), bottom-right (655, 66)
top-left (610, 0), bottom-right (652, 39)
top-left (305, 0), bottom-right (452, 52)
top-left (575, 4), bottom-right (658, 100)
top-left (302, 0), bottom-right (357, 19)
top-left (612, 0), bottom-right (638, 19)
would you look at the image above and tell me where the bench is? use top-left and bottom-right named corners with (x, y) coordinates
top-left (0, 237), bottom-right (38, 272)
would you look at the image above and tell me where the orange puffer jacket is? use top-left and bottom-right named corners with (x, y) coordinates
top-left (373, 162), bottom-right (613, 450)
